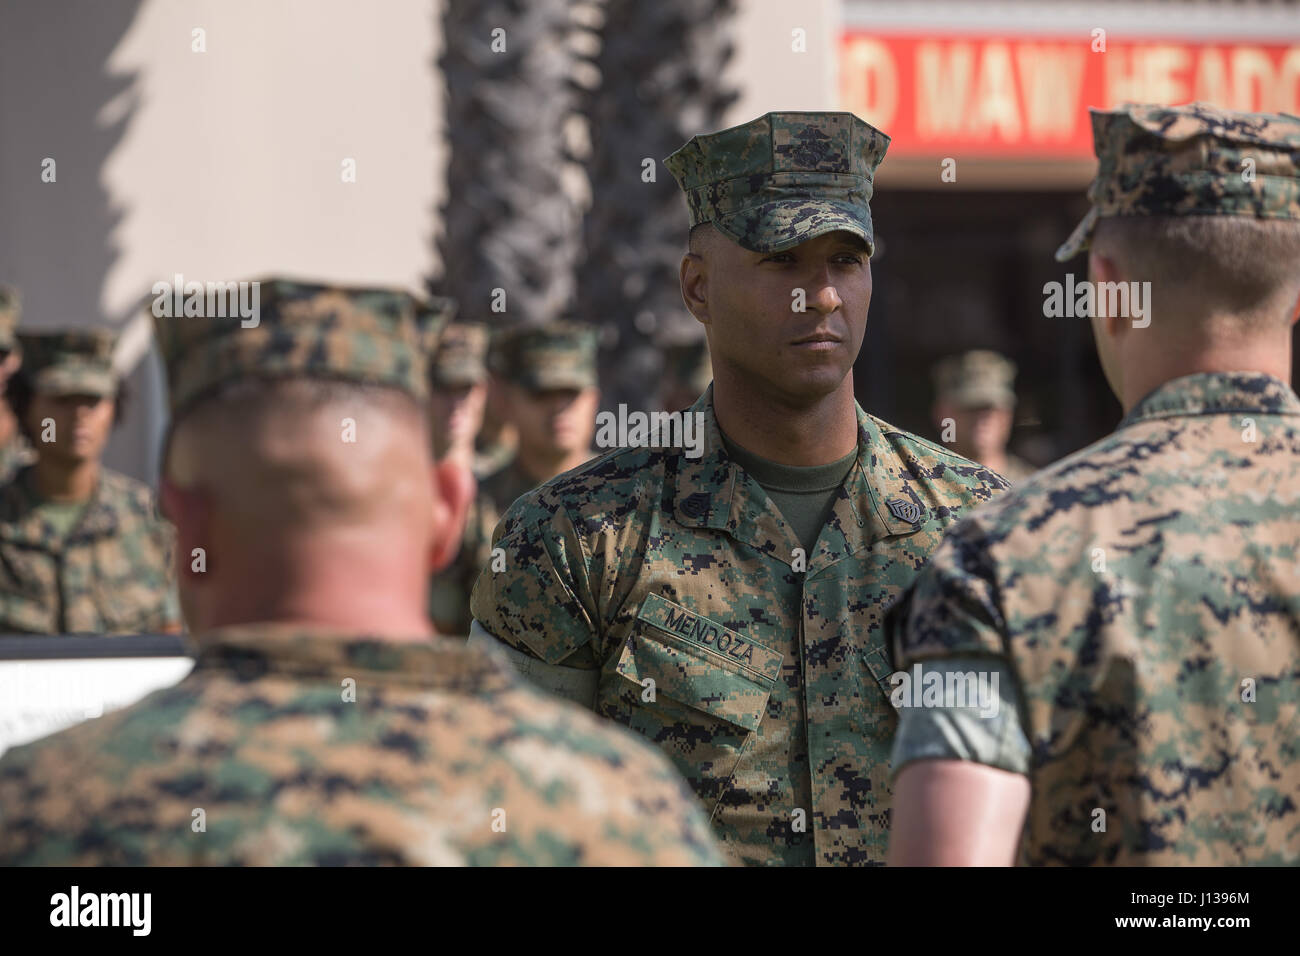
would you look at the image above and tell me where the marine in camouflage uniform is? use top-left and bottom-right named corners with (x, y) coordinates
top-left (0, 286), bottom-right (34, 485)
top-left (477, 322), bottom-right (600, 521)
top-left (0, 330), bottom-right (180, 635)
top-left (931, 350), bottom-right (1036, 482)
top-left (0, 278), bottom-right (724, 866)
top-left (887, 103), bottom-right (1300, 866)
top-left (469, 112), bottom-right (1008, 866)
top-left (427, 318), bottom-right (496, 636)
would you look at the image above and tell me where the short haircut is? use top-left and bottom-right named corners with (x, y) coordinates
top-left (1092, 215), bottom-right (1300, 327)
top-left (5, 372), bottom-right (129, 445)
top-left (165, 376), bottom-right (429, 478)
top-left (688, 221), bottom-right (717, 254)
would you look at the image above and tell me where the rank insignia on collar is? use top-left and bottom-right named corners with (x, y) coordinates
top-left (886, 496), bottom-right (922, 524)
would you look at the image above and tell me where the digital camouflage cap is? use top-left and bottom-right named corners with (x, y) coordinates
top-left (933, 350), bottom-right (1017, 409)
top-left (153, 277), bottom-right (446, 425)
top-left (665, 111), bottom-right (890, 255)
top-left (431, 322), bottom-right (489, 388)
top-left (1056, 102), bottom-right (1300, 261)
top-left (0, 286), bottom-right (19, 352)
top-left (496, 322), bottom-right (598, 391)
top-left (18, 329), bottom-right (118, 397)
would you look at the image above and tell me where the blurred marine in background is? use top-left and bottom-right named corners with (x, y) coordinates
top-left (888, 103), bottom-right (1300, 866)
top-left (0, 330), bottom-right (180, 635)
top-left (0, 279), bottom-right (724, 866)
top-left (932, 350), bottom-right (1035, 482)
top-left (427, 318), bottom-right (496, 636)
top-left (0, 287), bottom-right (33, 485)
top-left (477, 321), bottom-right (600, 519)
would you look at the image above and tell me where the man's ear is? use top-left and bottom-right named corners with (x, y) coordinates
top-left (159, 475), bottom-right (210, 581)
top-left (1089, 250), bottom-right (1126, 339)
top-left (680, 253), bottom-right (710, 325)
top-left (428, 458), bottom-right (475, 575)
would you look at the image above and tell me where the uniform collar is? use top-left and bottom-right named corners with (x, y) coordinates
top-left (191, 622), bottom-right (517, 691)
top-left (1120, 372), bottom-right (1300, 429)
top-left (0, 465), bottom-right (119, 548)
top-left (671, 385), bottom-right (922, 571)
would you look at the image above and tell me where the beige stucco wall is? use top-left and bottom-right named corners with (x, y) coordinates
top-left (1, 0), bottom-right (443, 483)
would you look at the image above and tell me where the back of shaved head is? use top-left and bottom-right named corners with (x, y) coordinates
top-left (167, 378), bottom-right (435, 541)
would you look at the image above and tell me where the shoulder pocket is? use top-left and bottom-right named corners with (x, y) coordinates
top-left (616, 593), bottom-right (782, 731)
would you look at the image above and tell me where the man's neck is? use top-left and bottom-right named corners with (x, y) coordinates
top-left (712, 379), bottom-right (859, 465)
top-left (193, 542), bottom-right (438, 642)
top-left (33, 458), bottom-right (99, 502)
top-left (1119, 334), bottom-right (1293, 414)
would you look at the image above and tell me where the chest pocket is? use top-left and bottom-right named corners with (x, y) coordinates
top-left (614, 593), bottom-right (783, 811)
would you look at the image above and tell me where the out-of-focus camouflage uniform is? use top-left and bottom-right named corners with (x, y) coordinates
top-left (0, 330), bottom-right (180, 635)
top-left (657, 334), bottom-right (712, 412)
top-left (0, 625), bottom-right (724, 865)
top-left (0, 286), bottom-right (33, 485)
top-left (888, 103), bottom-right (1300, 866)
top-left (473, 329), bottom-right (516, 478)
top-left (0, 278), bottom-right (725, 866)
top-left (427, 320), bottom-right (494, 637)
top-left (932, 350), bottom-right (1035, 482)
top-left (478, 321), bottom-right (600, 520)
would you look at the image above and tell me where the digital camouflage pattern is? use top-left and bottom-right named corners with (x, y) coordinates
top-left (665, 111), bottom-right (890, 255)
top-left (1057, 102), bottom-right (1300, 261)
top-left (495, 321), bottom-right (599, 391)
top-left (430, 322), bottom-right (489, 388)
top-left (0, 624), bottom-right (726, 865)
top-left (887, 372), bottom-right (1300, 866)
top-left (17, 329), bottom-right (117, 397)
top-left (471, 386), bottom-right (1007, 865)
top-left (153, 278), bottom-right (446, 423)
top-left (0, 465), bottom-right (181, 635)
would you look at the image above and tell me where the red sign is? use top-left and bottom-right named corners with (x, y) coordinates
top-left (840, 32), bottom-right (1300, 157)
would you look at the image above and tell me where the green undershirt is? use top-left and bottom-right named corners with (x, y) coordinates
top-left (25, 472), bottom-right (89, 540)
top-left (719, 428), bottom-right (858, 553)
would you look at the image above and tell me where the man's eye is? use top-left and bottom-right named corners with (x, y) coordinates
top-left (835, 254), bottom-right (864, 264)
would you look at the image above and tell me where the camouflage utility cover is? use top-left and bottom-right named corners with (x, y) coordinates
top-left (666, 111), bottom-right (890, 255)
top-left (495, 322), bottom-right (598, 391)
top-left (471, 386), bottom-right (1007, 865)
top-left (887, 372), bottom-right (1300, 865)
top-left (430, 322), bottom-right (489, 388)
top-left (0, 466), bottom-right (180, 635)
top-left (18, 330), bottom-right (118, 398)
top-left (933, 350), bottom-right (1017, 410)
top-left (0, 624), bottom-right (725, 865)
top-left (1057, 102), bottom-right (1300, 261)
top-left (154, 278), bottom-right (444, 423)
